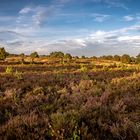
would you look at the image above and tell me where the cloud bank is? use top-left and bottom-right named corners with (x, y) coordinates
top-left (0, 0), bottom-right (140, 56)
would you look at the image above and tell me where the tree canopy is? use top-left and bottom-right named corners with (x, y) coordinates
top-left (121, 54), bottom-right (131, 64)
top-left (30, 52), bottom-right (39, 63)
top-left (50, 52), bottom-right (64, 58)
top-left (114, 55), bottom-right (120, 61)
top-left (30, 52), bottom-right (39, 58)
top-left (64, 53), bottom-right (72, 60)
top-left (0, 47), bottom-right (7, 60)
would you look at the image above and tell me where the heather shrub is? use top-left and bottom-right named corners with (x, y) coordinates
top-left (0, 60), bottom-right (140, 139)
top-left (50, 110), bottom-right (79, 139)
top-left (0, 112), bottom-right (49, 140)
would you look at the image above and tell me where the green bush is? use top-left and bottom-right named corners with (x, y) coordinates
top-left (5, 66), bottom-right (13, 74)
top-left (14, 70), bottom-right (23, 80)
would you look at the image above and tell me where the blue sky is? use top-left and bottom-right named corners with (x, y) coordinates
top-left (0, 0), bottom-right (140, 56)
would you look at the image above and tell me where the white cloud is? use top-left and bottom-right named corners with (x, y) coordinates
top-left (18, 6), bottom-right (50, 27)
top-left (16, 0), bottom-right (72, 30)
top-left (105, 0), bottom-right (128, 9)
top-left (19, 7), bottom-right (33, 14)
top-left (122, 14), bottom-right (140, 22)
top-left (17, 0), bottom-right (71, 28)
top-left (92, 30), bottom-right (106, 36)
top-left (91, 13), bottom-right (110, 22)
top-left (2, 26), bottom-right (140, 56)
top-left (91, 0), bottom-right (128, 9)
top-left (123, 15), bottom-right (134, 21)
top-left (1, 22), bottom-right (140, 56)
top-left (32, 6), bottom-right (49, 26)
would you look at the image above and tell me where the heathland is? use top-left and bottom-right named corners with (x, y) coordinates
top-left (0, 48), bottom-right (140, 140)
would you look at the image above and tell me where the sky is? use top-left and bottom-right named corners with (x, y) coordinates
top-left (0, 0), bottom-right (140, 56)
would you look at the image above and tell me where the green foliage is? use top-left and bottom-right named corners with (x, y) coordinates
top-left (64, 53), bottom-right (72, 59)
top-left (81, 55), bottom-right (86, 59)
top-left (100, 55), bottom-right (113, 60)
top-left (92, 56), bottom-right (97, 60)
top-left (50, 51), bottom-right (64, 58)
top-left (0, 47), bottom-right (7, 60)
top-left (30, 52), bottom-right (39, 63)
top-left (5, 66), bottom-right (13, 74)
top-left (64, 53), bottom-right (72, 62)
top-left (79, 64), bottom-right (88, 72)
top-left (14, 70), bottom-right (23, 80)
top-left (30, 52), bottom-right (39, 58)
top-left (114, 55), bottom-right (120, 61)
top-left (5, 67), bottom-right (23, 80)
top-left (103, 65), bottom-right (109, 71)
top-left (105, 55), bottom-right (113, 60)
top-left (131, 57), bottom-right (136, 63)
top-left (71, 126), bottom-right (80, 140)
top-left (121, 54), bottom-right (131, 64)
top-left (74, 56), bottom-right (79, 59)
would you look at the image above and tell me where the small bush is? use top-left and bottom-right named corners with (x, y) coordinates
top-left (14, 70), bottom-right (23, 80)
top-left (5, 66), bottom-right (13, 74)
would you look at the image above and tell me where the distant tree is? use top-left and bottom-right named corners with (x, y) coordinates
top-left (106, 55), bottom-right (113, 60)
top-left (50, 52), bottom-right (64, 58)
top-left (65, 53), bottom-right (72, 59)
top-left (99, 55), bottom-right (113, 60)
top-left (0, 47), bottom-right (7, 60)
top-left (74, 56), bottom-right (79, 59)
top-left (99, 55), bottom-right (105, 60)
top-left (30, 52), bottom-right (39, 63)
top-left (19, 53), bottom-right (25, 64)
top-left (121, 54), bottom-right (131, 64)
top-left (7, 53), bottom-right (17, 57)
top-left (81, 55), bottom-right (86, 59)
top-left (131, 57), bottom-right (136, 63)
top-left (91, 56), bottom-right (97, 60)
top-left (50, 52), bottom-right (65, 64)
top-left (136, 53), bottom-right (140, 63)
top-left (114, 55), bottom-right (120, 61)
top-left (100, 55), bottom-right (110, 60)
top-left (64, 53), bottom-right (72, 63)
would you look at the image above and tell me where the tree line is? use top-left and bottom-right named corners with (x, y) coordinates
top-left (0, 47), bottom-right (140, 64)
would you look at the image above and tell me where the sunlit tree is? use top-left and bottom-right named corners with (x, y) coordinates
top-left (64, 53), bottom-right (72, 63)
top-left (0, 47), bottom-right (7, 60)
top-left (114, 55), bottom-right (120, 61)
top-left (121, 54), bottom-right (131, 64)
top-left (81, 55), bottom-right (86, 59)
top-left (50, 52), bottom-right (64, 58)
top-left (30, 52), bottom-right (39, 63)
